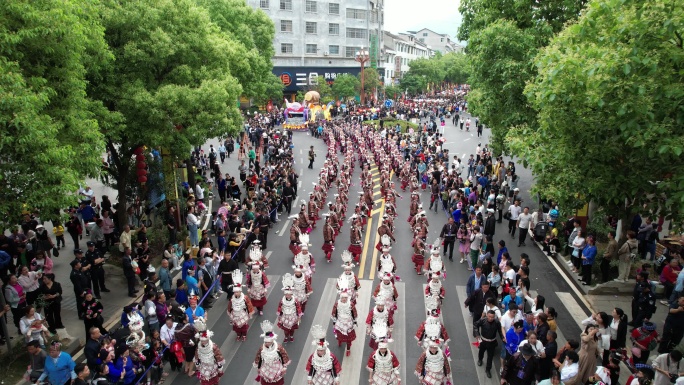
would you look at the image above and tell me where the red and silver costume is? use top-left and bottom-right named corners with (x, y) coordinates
top-left (331, 277), bottom-right (357, 355)
top-left (276, 274), bottom-right (302, 342)
top-left (193, 319), bottom-right (225, 385)
top-left (254, 320), bottom-right (290, 385)
top-left (306, 325), bottom-right (342, 385)
top-left (227, 270), bottom-right (254, 340)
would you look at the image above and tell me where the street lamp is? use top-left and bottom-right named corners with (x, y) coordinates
top-left (355, 48), bottom-right (370, 105)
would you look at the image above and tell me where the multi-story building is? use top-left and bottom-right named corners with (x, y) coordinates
top-left (406, 28), bottom-right (463, 54)
top-left (381, 31), bottom-right (432, 85)
top-left (246, 0), bottom-right (385, 98)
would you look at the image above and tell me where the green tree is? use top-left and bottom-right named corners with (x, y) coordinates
top-left (358, 67), bottom-right (383, 101)
top-left (0, 0), bottom-right (110, 222)
top-left (331, 74), bottom-right (360, 101)
top-left (195, 0), bottom-right (279, 100)
top-left (508, 0), bottom-right (684, 225)
top-left (91, 0), bottom-right (243, 226)
top-left (440, 52), bottom-right (471, 85)
top-left (384, 84), bottom-right (402, 100)
top-left (458, 0), bottom-right (586, 154)
top-left (405, 58), bottom-right (445, 87)
top-left (400, 72), bottom-right (428, 96)
top-left (466, 20), bottom-right (538, 153)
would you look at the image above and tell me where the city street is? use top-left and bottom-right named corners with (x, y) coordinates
top-left (153, 115), bottom-right (594, 385)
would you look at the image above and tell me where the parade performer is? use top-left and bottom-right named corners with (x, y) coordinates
top-left (412, 235), bottom-right (426, 275)
top-left (424, 245), bottom-right (445, 279)
top-left (292, 266), bottom-right (313, 314)
top-left (337, 251), bottom-right (361, 301)
top-left (289, 216), bottom-right (302, 256)
top-left (425, 273), bottom-right (446, 306)
top-left (193, 318), bottom-right (225, 385)
top-left (298, 203), bottom-right (312, 234)
top-left (348, 216), bottom-right (363, 263)
top-left (366, 323), bottom-right (401, 385)
top-left (374, 273), bottom-right (399, 312)
top-left (415, 297), bottom-right (450, 350)
top-left (227, 270), bottom-right (254, 341)
top-left (306, 325), bottom-right (342, 385)
top-left (375, 218), bottom-right (396, 251)
top-left (331, 278), bottom-right (357, 357)
top-left (294, 243), bottom-right (315, 278)
top-left (322, 213), bottom-right (335, 262)
top-left (377, 244), bottom-right (398, 278)
top-left (277, 274), bottom-right (302, 343)
top-left (414, 340), bottom-right (452, 385)
top-left (254, 320), bottom-right (291, 385)
top-left (247, 257), bottom-right (270, 315)
top-left (366, 298), bottom-right (395, 350)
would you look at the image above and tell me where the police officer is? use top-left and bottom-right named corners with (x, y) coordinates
top-left (85, 241), bottom-right (109, 298)
top-left (69, 255), bottom-right (90, 319)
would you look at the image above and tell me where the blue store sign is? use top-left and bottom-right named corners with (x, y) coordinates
top-left (274, 66), bottom-right (361, 92)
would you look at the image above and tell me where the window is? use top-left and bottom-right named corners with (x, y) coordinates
top-left (260, 0), bottom-right (269, 8)
top-left (305, 0), bottom-right (317, 12)
top-left (345, 46), bottom-right (360, 58)
top-left (423, 32), bottom-right (428, 36)
top-left (329, 23), bottom-right (339, 35)
top-left (419, 38), bottom-right (424, 42)
top-left (328, 45), bottom-right (339, 55)
top-left (306, 44), bottom-right (317, 54)
top-left (280, 20), bottom-right (293, 32)
top-left (306, 22), bottom-right (317, 34)
top-left (280, 0), bottom-right (292, 10)
top-left (329, 3), bottom-right (340, 14)
top-left (346, 8), bottom-right (367, 20)
top-left (281, 43), bottom-right (293, 54)
top-left (346, 28), bottom-right (367, 39)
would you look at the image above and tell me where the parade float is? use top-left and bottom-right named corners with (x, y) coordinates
top-left (283, 91), bottom-right (332, 130)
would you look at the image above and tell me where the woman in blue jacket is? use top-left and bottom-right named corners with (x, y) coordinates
top-left (38, 342), bottom-right (76, 385)
top-left (108, 345), bottom-right (136, 385)
top-left (581, 235), bottom-right (598, 286)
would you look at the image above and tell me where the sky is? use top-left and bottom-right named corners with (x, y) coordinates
top-left (384, 0), bottom-right (463, 39)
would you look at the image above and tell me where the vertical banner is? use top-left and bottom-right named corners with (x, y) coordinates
top-left (370, 34), bottom-right (378, 69)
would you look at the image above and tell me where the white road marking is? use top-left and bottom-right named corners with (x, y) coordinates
top-left (340, 281), bottom-right (372, 383)
top-left (556, 292), bottom-right (590, 329)
top-left (278, 220), bottom-right (291, 236)
top-left (545, 256), bottom-right (595, 313)
top-left (291, 278), bottom-right (338, 385)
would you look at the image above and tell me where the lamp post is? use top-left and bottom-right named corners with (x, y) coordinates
top-left (355, 48), bottom-right (370, 105)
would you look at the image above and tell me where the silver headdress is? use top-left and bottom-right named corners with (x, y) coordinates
top-left (260, 320), bottom-right (277, 342)
top-left (232, 269), bottom-right (244, 292)
top-left (281, 273), bottom-right (294, 294)
top-left (311, 325), bottom-right (328, 349)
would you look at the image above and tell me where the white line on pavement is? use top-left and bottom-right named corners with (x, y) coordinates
top-left (291, 278), bottom-right (338, 385)
top-left (455, 285), bottom-right (499, 385)
top-left (340, 281), bottom-right (373, 383)
top-left (278, 220), bottom-right (291, 236)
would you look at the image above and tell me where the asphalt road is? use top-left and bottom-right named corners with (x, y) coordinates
top-left (161, 114), bottom-right (594, 385)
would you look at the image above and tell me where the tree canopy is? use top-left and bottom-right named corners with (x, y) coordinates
top-left (508, 0), bottom-right (684, 224)
top-left (398, 52), bottom-right (470, 95)
top-left (331, 74), bottom-right (360, 101)
top-left (0, 0), bottom-right (110, 222)
top-left (459, 0), bottom-right (586, 153)
top-left (91, 0), bottom-right (246, 225)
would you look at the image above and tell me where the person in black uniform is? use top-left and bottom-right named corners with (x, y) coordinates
top-left (473, 310), bottom-right (504, 378)
top-left (86, 241), bottom-right (109, 298)
top-left (439, 217), bottom-right (457, 261)
top-left (69, 257), bottom-right (90, 319)
top-left (282, 182), bottom-right (296, 215)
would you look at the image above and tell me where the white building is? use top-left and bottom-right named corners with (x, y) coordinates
top-left (381, 31), bottom-right (432, 85)
top-left (246, 0), bottom-right (385, 96)
top-left (406, 28), bottom-right (463, 54)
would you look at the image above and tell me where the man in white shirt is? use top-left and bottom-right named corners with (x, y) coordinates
top-left (554, 350), bottom-right (579, 382)
top-left (517, 206), bottom-right (533, 247)
top-left (507, 200), bottom-right (522, 238)
top-left (195, 182), bottom-right (205, 203)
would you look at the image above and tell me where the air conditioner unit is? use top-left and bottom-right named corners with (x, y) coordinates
top-left (323, 51), bottom-right (329, 56)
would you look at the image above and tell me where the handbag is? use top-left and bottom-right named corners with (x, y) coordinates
top-left (572, 248), bottom-right (580, 258)
top-left (52, 247), bottom-right (59, 258)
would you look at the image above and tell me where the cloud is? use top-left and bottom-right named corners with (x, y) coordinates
top-left (384, 0), bottom-right (463, 37)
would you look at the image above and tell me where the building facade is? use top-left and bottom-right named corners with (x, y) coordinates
top-left (406, 28), bottom-right (463, 54)
top-left (381, 31), bottom-right (432, 86)
top-left (246, 0), bottom-right (384, 95)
